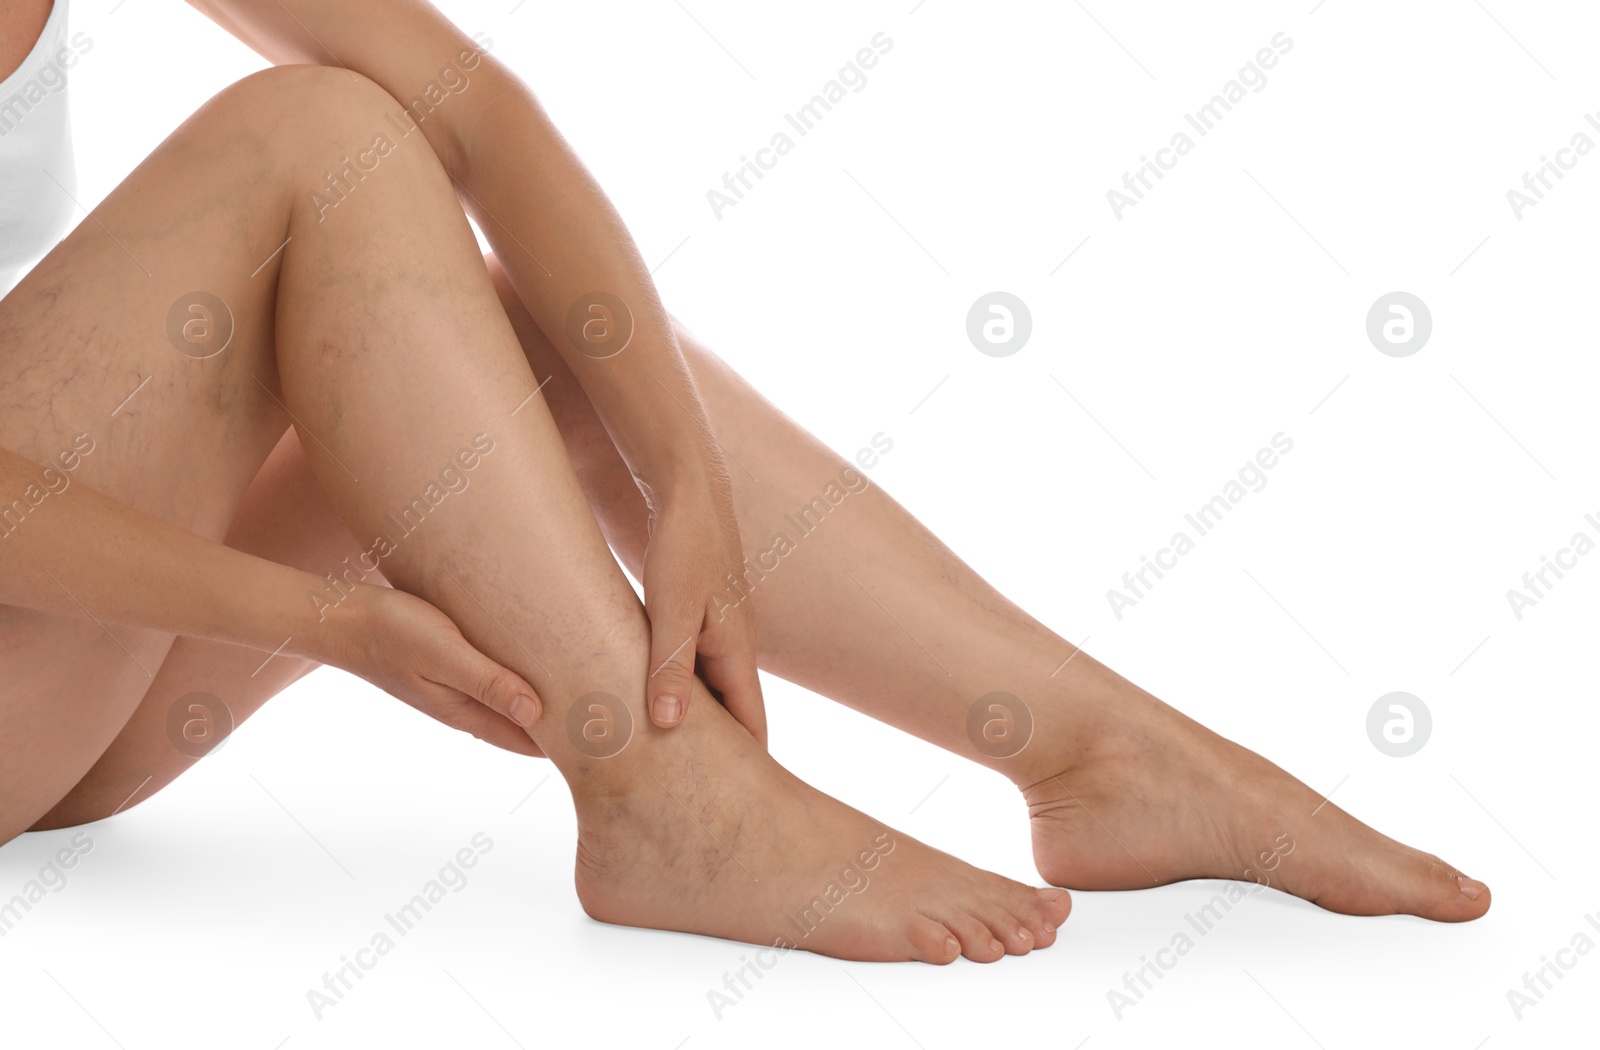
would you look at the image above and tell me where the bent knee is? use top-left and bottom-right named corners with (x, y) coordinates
top-left (206, 66), bottom-right (445, 174)
top-left (216, 64), bottom-right (402, 126)
top-left (188, 65), bottom-right (459, 227)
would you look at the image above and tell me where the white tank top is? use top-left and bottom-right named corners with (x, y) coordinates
top-left (0, 0), bottom-right (84, 299)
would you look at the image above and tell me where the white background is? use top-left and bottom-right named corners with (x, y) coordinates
top-left (3, 0), bottom-right (1596, 1047)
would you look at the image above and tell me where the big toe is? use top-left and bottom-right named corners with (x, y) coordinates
top-left (1405, 853), bottom-right (1491, 922)
top-left (1034, 886), bottom-right (1072, 926)
top-left (1330, 844), bottom-right (1492, 922)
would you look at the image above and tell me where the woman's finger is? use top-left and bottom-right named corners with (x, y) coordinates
top-left (406, 678), bottom-right (547, 758)
top-left (428, 623), bottom-right (544, 732)
top-left (645, 599), bottom-right (700, 728)
top-left (696, 623), bottom-right (768, 747)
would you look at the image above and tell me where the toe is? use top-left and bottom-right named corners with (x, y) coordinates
top-left (940, 910), bottom-right (1007, 963)
top-left (1311, 839), bottom-right (1493, 923)
top-left (1408, 852), bottom-right (1491, 922)
top-left (1034, 886), bottom-right (1072, 927)
top-left (905, 915), bottom-right (963, 965)
top-left (1009, 900), bottom-right (1058, 948)
top-left (974, 905), bottom-right (1036, 956)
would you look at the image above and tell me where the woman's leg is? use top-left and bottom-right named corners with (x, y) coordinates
top-left (489, 269), bottom-right (1491, 923)
top-left (53, 214), bottom-right (1491, 927)
top-left (29, 428), bottom-right (371, 830)
top-left (0, 64), bottom-right (1066, 961)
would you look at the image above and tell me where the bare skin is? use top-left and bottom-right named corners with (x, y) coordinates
top-left (36, 260), bottom-right (1491, 926)
top-left (0, 0), bottom-right (50, 77)
top-left (2, 0), bottom-right (1487, 968)
top-left (0, 65), bottom-right (1068, 963)
top-left (497, 274), bottom-right (1492, 923)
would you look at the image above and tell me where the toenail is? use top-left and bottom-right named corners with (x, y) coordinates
top-left (1037, 888), bottom-right (1067, 902)
top-left (1018, 928), bottom-right (1032, 942)
top-left (945, 937), bottom-right (959, 957)
top-left (990, 939), bottom-right (1004, 955)
top-left (1043, 923), bottom-right (1055, 935)
top-left (1457, 875), bottom-right (1486, 900)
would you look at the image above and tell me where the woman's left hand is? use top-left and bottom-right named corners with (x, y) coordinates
top-left (639, 471), bottom-right (767, 746)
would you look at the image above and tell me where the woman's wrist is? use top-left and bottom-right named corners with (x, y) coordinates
top-left (627, 434), bottom-right (712, 500)
top-left (285, 575), bottom-right (378, 671)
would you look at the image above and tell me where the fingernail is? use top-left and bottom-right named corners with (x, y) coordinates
top-left (1457, 875), bottom-right (1487, 900)
top-left (652, 694), bottom-right (683, 725)
top-left (509, 694), bottom-right (539, 727)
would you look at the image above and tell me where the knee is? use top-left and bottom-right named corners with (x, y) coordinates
top-left (219, 64), bottom-right (403, 128)
top-left (195, 65), bottom-right (467, 232)
top-left (202, 65), bottom-right (458, 221)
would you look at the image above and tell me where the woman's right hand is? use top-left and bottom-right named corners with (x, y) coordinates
top-left (0, 443), bottom-right (543, 758)
top-left (313, 584), bottom-right (548, 757)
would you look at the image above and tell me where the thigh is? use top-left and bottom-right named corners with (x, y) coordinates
top-left (0, 65), bottom-right (432, 837)
top-left (28, 427), bottom-right (387, 831)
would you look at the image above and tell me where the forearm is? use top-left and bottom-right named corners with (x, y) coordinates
top-left (188, 0), bottom-right (763, 735)
top-left (0, 445), bottom-right (336, 659)
top-left (447, 60), bottom-right (722, 499)
top-left (188, 0), bottom-right (724, 499)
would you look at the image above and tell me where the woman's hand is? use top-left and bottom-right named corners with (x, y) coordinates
top-left (641, 472), bottom-right (767, 745)
top-left (0, 441), bottom-right (544, 757)
top-left (188, 0), bottom-right (771, 745)
top-left (314, 584), bottom-right (548, 757)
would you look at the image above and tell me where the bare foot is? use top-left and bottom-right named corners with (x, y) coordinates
top-left (571, 687), bottom-right (1071, 963)
top-left (1018, 684), bottom-right (1491, 922)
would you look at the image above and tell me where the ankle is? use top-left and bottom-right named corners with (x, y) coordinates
top-left (560, 678), bottom-right (755, 811)
top-left (1002, 666), bottom-right (1172, 793)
